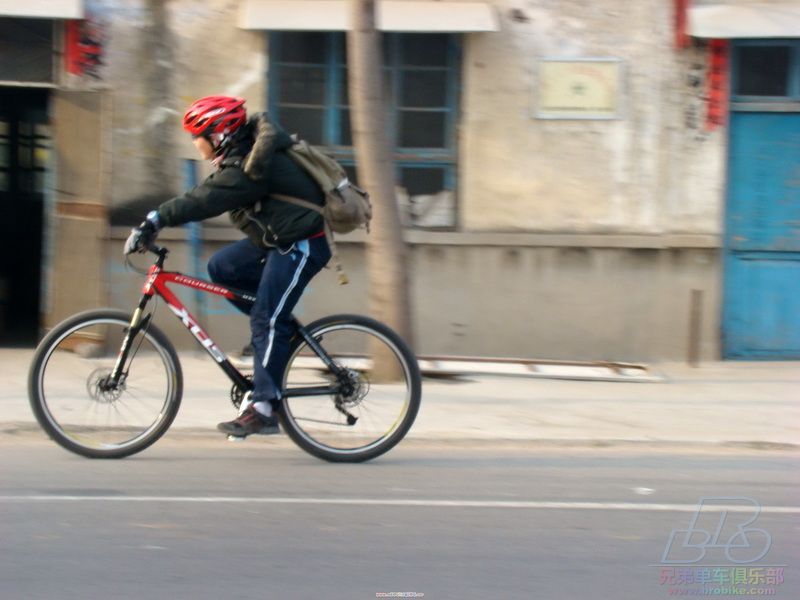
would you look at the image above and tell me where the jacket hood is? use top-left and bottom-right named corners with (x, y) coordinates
top-left (242, 112), bottom-right (294, 181)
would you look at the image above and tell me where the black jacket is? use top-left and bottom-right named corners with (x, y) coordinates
top-left (157, 114), bottom-right (324, 248)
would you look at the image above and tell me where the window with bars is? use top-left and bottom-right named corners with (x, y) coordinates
top-left (0, 18), bottom-right (54, 83)
top-left (269, 32), bottom-right (460, 228)
top-left (732, 40), bottom-right (800, 100)
top-left (0, 121), bottom-right (8, 192)
top-left (0, 120), bottom-right (50, 194)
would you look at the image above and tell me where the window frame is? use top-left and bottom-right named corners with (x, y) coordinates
top-left (730, 39), bottom-right (800, 103)
top-left (0, 18), bottom-right (57, 86)
top-left (268, 31), bottom-right (461, 227)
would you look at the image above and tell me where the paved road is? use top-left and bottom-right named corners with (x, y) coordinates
top-left (2, 433), bottom-right (798, 599)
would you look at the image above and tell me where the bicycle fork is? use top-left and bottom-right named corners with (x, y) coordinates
top-left (106, 296), bottom-right (153, 389)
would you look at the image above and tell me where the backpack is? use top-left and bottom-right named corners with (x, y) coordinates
top-left (276, 140), bottom-right (372, 234)
top-left (270, 140), bottom-right (372, 285)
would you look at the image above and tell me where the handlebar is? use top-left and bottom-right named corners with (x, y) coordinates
top-left (124, 243), bottom-right (169, 274)
top-left (146, 242), bottom-right (168, 256)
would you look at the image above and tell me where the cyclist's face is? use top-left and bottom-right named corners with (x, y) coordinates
top-left (192, 135), bottom-right (215, 161)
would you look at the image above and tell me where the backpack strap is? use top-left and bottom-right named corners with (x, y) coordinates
top-left (321, 220), bottom-right (349, 286)
top-left (270, 193), bottom-right (324, 215)
top-left (269, 193), bottom-right (349, 285)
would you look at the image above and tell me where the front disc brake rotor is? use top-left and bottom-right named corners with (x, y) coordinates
top-left (86, 367), bottom-right (125, 403)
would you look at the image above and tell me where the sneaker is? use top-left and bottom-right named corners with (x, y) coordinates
top-left (217, 404), bottom-right (279, 438)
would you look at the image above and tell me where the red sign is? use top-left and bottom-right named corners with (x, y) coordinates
top-left (674, 0), bottom-right (691, 49)
top-left (64, 19), bottom-right (105, 79)
top-left (706, 40), bottom-right (729, 131)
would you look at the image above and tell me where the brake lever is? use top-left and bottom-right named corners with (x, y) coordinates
top-left (124, 252), bottom-right (148, 275)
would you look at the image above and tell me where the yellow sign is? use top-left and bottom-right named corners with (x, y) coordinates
top-left (537, 59), bottom-right (622, 119)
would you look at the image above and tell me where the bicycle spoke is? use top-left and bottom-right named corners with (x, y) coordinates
top-left (294, 416), bottom-right (353, 427)
top-left (117, 392), bottom-right (154, 426)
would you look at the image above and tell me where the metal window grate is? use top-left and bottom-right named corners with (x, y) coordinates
top-left (0, 18), bottom-right (54, 84)
top-left (731, 40), bottom-right (800, 102)
top-left (269, 32), bottom-right (460, 228)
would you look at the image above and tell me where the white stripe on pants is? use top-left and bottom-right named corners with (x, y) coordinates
top-left (261, 240), bottom-right (310, 381)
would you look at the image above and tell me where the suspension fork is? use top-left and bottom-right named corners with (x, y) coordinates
top-left (108, 293), bottom-right (154, 385)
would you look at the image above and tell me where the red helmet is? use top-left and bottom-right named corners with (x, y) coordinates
top-left (182, 95), bottom-right (246, 137)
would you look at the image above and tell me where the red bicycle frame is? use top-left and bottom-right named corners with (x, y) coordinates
top-left (110, 246), bottom-right (344, 400)
top-left (143, 266), bottom-right (252, 365)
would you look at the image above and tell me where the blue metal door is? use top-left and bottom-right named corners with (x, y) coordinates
top-left (723, 112), bottom-right (800, 358)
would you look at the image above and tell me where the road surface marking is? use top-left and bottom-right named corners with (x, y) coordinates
top-left (0, 496), bottom-right (798, 513)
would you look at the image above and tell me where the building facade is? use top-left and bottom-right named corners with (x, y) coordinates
top-left (0, 0), bottom-right (798, 360)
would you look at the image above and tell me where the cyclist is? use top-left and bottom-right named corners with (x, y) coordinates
top-left (124, 95), bottom-right (331, 438)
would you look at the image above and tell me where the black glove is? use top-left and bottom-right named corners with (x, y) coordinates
top-left (123, 211), bottom-right (161, 255)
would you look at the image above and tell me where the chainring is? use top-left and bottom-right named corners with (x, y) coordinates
top-left (230, 373), bottom-right (254, 410)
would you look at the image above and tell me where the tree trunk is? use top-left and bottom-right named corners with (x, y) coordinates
top-left (143, 0), bottom-right (177, 197)
top-left (347, 0), bottom-right (414, 368)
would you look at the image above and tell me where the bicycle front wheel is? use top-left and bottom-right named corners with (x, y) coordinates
top-left (280, 314), bottom-right (422, 463)
top-left (28, 309), bottom-right (183, 459)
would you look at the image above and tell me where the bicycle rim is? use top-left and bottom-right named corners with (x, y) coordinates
top-left (35, 317), bottom-right (177, 453)
top-left (282, 322), bottom-right (415, 456)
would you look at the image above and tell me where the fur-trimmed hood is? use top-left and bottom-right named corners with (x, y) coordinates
top-left (241, 112), bottom-right (294, 181)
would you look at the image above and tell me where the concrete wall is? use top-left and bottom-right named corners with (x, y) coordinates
top-left (108, 229), bottom-right (722, 362)
top-left (460, 0), bottom-right (726, 235)
top-left (47, 90), bottom-right (112, 326)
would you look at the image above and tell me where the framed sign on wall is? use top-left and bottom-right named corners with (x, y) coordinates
top-left (535, 58), bottom-right (624, 120)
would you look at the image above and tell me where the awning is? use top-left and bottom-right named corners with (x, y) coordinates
top-left (689, 3), bottom-right (800, 38)
top-left (0, 0), bottom-right (83, 19)
top-left (238, 0), bottom-right (500, 32)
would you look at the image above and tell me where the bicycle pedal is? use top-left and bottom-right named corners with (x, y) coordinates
top-left (227, 434), bottom-right (246, 443)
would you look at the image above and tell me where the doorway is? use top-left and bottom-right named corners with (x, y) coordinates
top-left (723, 41), bottom-right (800, 358)
top-left (0, 87), bottom-right (50, 345)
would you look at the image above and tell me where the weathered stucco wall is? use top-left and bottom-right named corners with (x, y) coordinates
top-left (108, 230), bottom-right (722, 362)
top-left (460, 0), bottom-right (726, 235)
top-left (97, 0), bottom-right (730, 235)
top-left (97, 0), bottom-right (265, 211)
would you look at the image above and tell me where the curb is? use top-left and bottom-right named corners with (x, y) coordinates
top-left (417, 357), bottom-right (664, 383)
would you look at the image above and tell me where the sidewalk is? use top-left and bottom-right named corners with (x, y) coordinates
top-left (2, 349), bottom-right (798, 448)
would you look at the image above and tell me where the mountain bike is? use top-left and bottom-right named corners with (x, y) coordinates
top-left (28, 244), bottom-right (421, 462)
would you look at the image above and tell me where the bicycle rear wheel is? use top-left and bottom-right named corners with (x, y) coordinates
top-left (28, 308), bottom-right (183, 458)
top-left (279, 314), bottom-right (421, 463)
